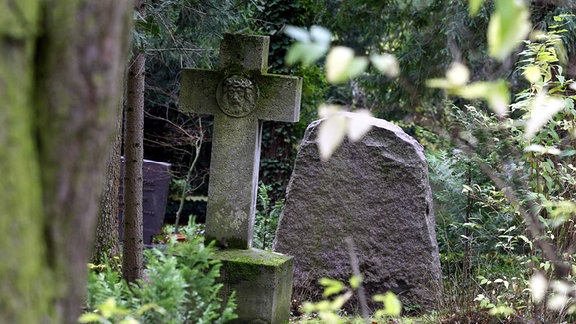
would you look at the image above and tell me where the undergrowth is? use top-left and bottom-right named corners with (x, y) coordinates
top-left (81, 222), bottom-right (236, 324)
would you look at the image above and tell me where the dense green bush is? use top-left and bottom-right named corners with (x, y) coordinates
top-left (82, 225), bottom-right (236, 324)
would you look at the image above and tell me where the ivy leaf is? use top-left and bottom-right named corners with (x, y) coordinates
top-left (488, 0), bottom-right (531, 61)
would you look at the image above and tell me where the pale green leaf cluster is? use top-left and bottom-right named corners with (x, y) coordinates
top-left (373, 292), bottom-right (402, 318)
top-left (285, 25), bottom-right (399, 84)
top-left (542, 200), bottom-right (576, 229)
top-left (427, 63), bottom-right (510, 116)
top-left (326, 47), bottom-right (368, 84)
top-left (283, 24), bottom-right (399, 158)
top-left (529, 274), bottom-right (576, 314)
top-left (285, 26), bottom-right (332, 67)
top-left (301, 276), bottom-right (402, 323)
top-left (468, 0), bottom-right (484, 16)
top-left (317, 106), bottom-right (372, 160)
top-left (79, 297), bottom-right (164, 324)
top-left (487, 0), bottom-right (531, 61)
top-left (524, 95), bottom-right (568, 140)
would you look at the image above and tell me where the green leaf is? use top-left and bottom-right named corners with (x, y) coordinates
top-left (529, 273), bottom-right (548, 303)
top-left (370, 53), bottom-right (399, 77)
top-left (524, 95), bottom-right (567, 140)
top-left (349, 275), bottom-right (363, 289)
top-left (523, 65), bottom-right (541, 83)
top-left (485, 80), bottom-right (511, 116)
top-left (330, 292), bottom-right (352, 309)
top-left (119, 317), bottom-right (140, 324)
top-left (373, 291), bottom-right (402, 317)
top-left (446, 62), bottom-right (470, 86)
top-left (309, 25), bottom-right (332, 47)
top-left (284, 25), bottom-right (331, 67)
top-left (301, 301), bottom-right (316, 313)
top-left (78, 313), bottom-right (102, 323)
top-left (346, 57), bottom-right (369, 80)
top-left (469, 0), bottom-right (485, 16)
top-left (488, 0), bottom-right (531, 61)
top-left (426, 78), bottom-right (454, 89)
top-left (326, 46), bottom-right (368, 83)
top-left (318, 112), bottom-right (347, 161)
top-left (100, 297), bottom-right (118, 318)
top-left (285, 43), bottom-right (328, 66)
top-left (319, 278), bottom-right (346, 297)
top-left (283, 25), bottom-right (310, 42)
top-left (453, 80), bottom-right (510, 116)
top-left (346, 109), bottom-right (372, 142)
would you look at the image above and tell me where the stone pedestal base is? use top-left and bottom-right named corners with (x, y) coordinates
top-left (212, 248), bottom-right (294, 323)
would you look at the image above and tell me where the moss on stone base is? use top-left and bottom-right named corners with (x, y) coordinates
top-left (211, 248), bottom-right (294, 323)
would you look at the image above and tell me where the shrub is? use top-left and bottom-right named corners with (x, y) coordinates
top-left (82, 225), bottom-right (236, 324)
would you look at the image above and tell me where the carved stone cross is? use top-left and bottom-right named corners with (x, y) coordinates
top-left (180, 34), bottom-right (302, 249)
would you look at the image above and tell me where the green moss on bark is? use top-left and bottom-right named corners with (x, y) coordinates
top-left (0, 21), bottom-right (53, 322)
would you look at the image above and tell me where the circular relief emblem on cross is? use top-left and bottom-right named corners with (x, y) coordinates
top-left (216, 75), bottom-right (259, 117)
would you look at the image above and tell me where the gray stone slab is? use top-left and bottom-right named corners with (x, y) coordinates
top-left (273, 116), bottom-right (443, 311)
top-left (119, 159), bottom-right (171, 244)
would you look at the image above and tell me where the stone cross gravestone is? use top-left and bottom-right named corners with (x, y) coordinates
top-left (118, 159), bottom-right (171, 245)
top-left (180, 33), bottom-right (302, 250)
top-left (180, 33), bottom-right (301, 323)
top-left (274, 115), bottom-right (443, 312)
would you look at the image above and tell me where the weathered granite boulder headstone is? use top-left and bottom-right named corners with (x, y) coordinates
top-left (118, 159), bottom-right (171, 245)
top-left (179, 33), bottom-right (302, 323)
top-left (273, 116), bottom-right (442, 311)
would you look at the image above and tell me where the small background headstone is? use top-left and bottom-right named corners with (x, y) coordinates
top-left (119, 159), bottom-right (171, 244)
top-left (273, 116), bottom-right (443, 311)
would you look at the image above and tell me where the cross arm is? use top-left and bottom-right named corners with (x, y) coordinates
top-left (179, 68), bottom-right (223, 115)
top-left (256, 74), bottom-right (302, 122)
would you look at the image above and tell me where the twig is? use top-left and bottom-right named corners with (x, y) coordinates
top-left (174, 117), bottom-right (203, 228)
top-left (345, 237), bottom-right (370, 322)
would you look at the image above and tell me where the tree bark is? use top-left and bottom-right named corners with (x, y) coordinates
top-left (122, 0), bottom-right (146, 283)
top-left (0, 0), bottom-right (131, 322)
top-left (92, 99), bottom-right (123, 266)
top-left (0, 1), bottom-right (49, 321)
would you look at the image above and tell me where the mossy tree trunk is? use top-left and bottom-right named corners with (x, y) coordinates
top-left (92, 99), bottom-right (123, 266)
top-left (0, 0), bottom-right (131, 322)
top-left (122, 0), bottom-right (146, 284)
